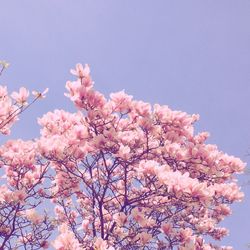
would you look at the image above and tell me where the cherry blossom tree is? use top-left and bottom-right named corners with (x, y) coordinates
top-left (0, 62), bottom-right (246, 249)
top-left (39, 64), bottom-right (245, 250)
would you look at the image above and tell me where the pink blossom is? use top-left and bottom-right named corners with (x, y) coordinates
top-left (11, 87), bottom-right (29, 105)
top-left (32, 88), bottom-right (49, 99)
top-left (24, 209), bottom-right (43, 224)
top-left (52, 224), bottom-right (81, 250)
top-left (136, 232), bottom-right (152, 245)
top-left (81, 219), bottom-right (90, 231)
top-left (110, 90), bottom-right (133, 112)
top-left (161, 223), bottom-right (173, 235)
top-left (70, 63), bottom-right (90, 79)
top-left (94, 237), bottom-right (109, 250)
top-left (117, 145), bottom-right (131, 159)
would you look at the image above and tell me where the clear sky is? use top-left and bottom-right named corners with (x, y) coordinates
top-left (1, 1), bottom-right (250, 249)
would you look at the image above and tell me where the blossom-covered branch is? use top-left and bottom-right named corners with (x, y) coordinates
top-left (0, 62), bottom-right (52, 249)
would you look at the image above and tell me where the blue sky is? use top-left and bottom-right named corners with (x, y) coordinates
top-left (1, 1), bottom-right (250, 249)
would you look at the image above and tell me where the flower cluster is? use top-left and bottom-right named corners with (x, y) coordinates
top-left (38, 64), bottom-right (244, 249)
top-left (0, 63), bottom-right (245, 249)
